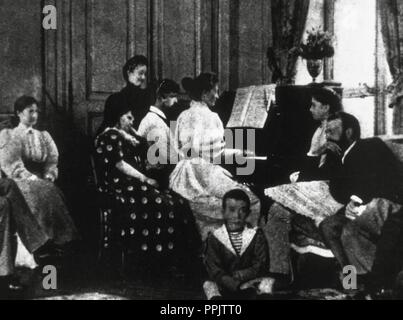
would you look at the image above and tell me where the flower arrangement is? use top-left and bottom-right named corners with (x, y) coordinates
top-left (297, 28), bottom-right (335, 60)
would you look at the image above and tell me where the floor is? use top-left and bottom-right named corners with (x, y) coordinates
top-left (0, 247), bottom-right (359, 300)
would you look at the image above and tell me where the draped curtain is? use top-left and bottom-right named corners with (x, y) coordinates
top-left (268, 0), bottom-right (310, 84)
top-left (379, 0), bottom-right (403, 134)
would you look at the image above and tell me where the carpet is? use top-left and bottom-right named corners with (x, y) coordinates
top-left (37, 292), bottom-right (128, 300)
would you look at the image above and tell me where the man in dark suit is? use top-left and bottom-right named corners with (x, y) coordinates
top-left (320, 112), bottom-right (403, 277)
top-left (362, 209), bottom-right (403, 298)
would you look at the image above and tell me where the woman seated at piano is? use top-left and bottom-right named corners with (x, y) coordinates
top-left (290, 87), bottom-right (343, 182)
top-left (95, 93), bottom-right (200, 271)
top-left (169, 72), bottom-right (261, 240)
top-left (0, 95), bottom-right (79, 257)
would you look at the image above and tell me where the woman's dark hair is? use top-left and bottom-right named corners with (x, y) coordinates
top-left (328, 111), bottom-right (361, 140)
top-left (14, 95), bottom-right (38, 115)
top-left (122, 55), bottom-right (148, 82)
top-left (222, 189), bottom-right (251, 212)
top-left (311, 87), bottom-right (342, 114)
top-left (97, 93), bottom-right (131, 136)
top-left (13, 95), bottom-right (39, 126)
top-left (157, 79), bottom-right (180, 98)
top-left (181, 73), bottom-right (218, 101)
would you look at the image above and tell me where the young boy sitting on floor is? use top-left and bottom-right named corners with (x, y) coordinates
top-left (203, 189), bottom-right (274, 300)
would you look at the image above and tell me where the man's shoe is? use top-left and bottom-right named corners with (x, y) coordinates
top-left (354, 288), bottom-right (394, 300)
top-left (7, 278), bottom-right (25, 291)
top-left (257, 293), bottom-right (274, 300)
top-left (0, 276), bottom-right (25, 293)
top-left (33, 241), bottom-right (64, 266)
top-left (370, 288), bottom-right (395, 300)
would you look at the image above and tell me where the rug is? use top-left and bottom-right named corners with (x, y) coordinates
top-left (37, 292), bottom-right (127, 300)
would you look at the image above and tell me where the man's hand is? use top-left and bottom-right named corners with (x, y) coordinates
top-left (44, 174), bottom-right (55, 183)
top-left (28, 175), bottom-right (38, 181)
top-left (316, 141), bottom-right (342, 156)
top-left (345, 200), bottom-right (359, 220)
top-left (345, 197), bottom-right (366, 221)
top-left (289, 171), bottom-right (300, 183)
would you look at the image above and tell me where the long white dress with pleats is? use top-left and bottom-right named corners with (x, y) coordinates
top-left (169, 101), bottom-right (261, 240)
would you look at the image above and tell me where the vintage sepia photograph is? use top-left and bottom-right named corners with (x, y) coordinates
top-left (0, 0), bottom-right (403, 302)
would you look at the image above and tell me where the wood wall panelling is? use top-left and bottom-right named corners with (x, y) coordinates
top-left (69, 0), bottom-right (150, 133)
top-left (0, 0), bottom-right (42, 113)
top-left (87, 0), bottom-right (127, 100)
top-left (152, 0), bottom-right (203, 83)
top-left (216, 0), bottom-right (231, 91)
top-left (237, 0), bottom-right (271, 88)
top-left (214, 0), bottom-right (271, 91)
top-left (43, 0), bottom-right (275, 134)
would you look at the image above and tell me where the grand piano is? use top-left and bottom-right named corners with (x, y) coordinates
top-left (209, 83), bottom-right (342, 189)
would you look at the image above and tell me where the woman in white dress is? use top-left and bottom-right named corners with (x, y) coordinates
top-left (0, 96), bottom-right (78, 259)
top-left (169, 73), bottom-right (261, 240)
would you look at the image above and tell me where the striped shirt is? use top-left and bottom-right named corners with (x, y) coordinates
top-left (228, 231), bottom-right (243, 255)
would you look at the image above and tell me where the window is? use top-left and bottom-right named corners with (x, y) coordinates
top-left (296, 0), bottom-right (393, 137)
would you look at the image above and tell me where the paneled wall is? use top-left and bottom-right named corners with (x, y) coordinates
top-left (4, 0), bottom-right (274, 135)
top-left (0, 0), bottom-right (42, 115)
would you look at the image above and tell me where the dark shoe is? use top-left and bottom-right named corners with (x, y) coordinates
top-left (7, 278), bottom-right (25, 291)
top-left (33, 242), bottom-right (64, 266)
top-left (238, 288), bottom-right (257, 300)
top-left (257, 293), bottom-right (274, 300)
top-left (370, 288), bottom-right (395, 300)
top-left (0, 276), bottom-right (25, 294)
top-left (354, 288), bottom-right (394, 300)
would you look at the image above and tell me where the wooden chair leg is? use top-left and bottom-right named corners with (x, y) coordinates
top-left (290, 249), bottom-right (301, 288)
top-left (120, 248), bottom-right (126, 275)
top-left (289, 253), bottom-right (296, 285)
top-left (98, 209), bottom-right (110, 263)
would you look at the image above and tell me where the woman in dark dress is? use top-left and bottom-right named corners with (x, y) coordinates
top-left (102, 55), bottom-right (154, 132)
top-left (95, 94), bottom-right (200, 272)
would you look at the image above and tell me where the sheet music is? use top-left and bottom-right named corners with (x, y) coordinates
top-left (227, 84), bottom-right (276, 129)
top-left (227, 86), bottom-right (253, 128)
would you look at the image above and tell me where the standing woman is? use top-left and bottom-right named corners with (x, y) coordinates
top-left (169, 73), bottom-right (261, 240)
top-left (103, 55), bottom-right (153, 131)
top-left (0, 96), bottom-right (79, 252)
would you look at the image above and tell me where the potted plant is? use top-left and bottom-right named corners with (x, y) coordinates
top-left (296, 28), bottom-right (335, 82)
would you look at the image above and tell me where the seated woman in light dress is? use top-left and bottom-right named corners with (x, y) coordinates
top-left (169, 72), bottom-right (261, 240)
top-left (95, 93), bottom-right (200, 272)
top-left (0, 96), bottom-right (79, 260)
